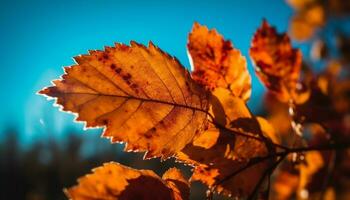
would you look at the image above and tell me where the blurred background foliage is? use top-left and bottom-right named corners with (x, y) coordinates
top-left (0, 0), bottom-right (349, 199)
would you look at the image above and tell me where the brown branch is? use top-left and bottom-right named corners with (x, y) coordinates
top-left (247, 155), bottom-right (285, 200)
top-left (208, 120), bottom-right (265, 142)
top-left (283, 142), bottom-right (350, 154)
top-left (207, 109), bottom-right (291, 152)
top-left (210, 141), bottom-right (350, 198)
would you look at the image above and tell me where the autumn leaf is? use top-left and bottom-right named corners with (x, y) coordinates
top-left (250, 20), bottom-right (302, 102)
top-left (272, 165), bottom-right (300, 200)
top-left (188, 22), bottom-right (251, 101)
top-left (178, 132), bottom-right (274, 197)
top-left (294, 63), bottom-right (350, 138)
top-left (289, 4), bottom-right (325, 42)
top-left (272, 151), bottom-right (328, 200)
top-left (176, 88), bottom-right (278, 197)
top-left (65, 162), bottom-right (189, 200)
top-left (162, 168), bottom-right (190, 200)
top-left (299, 151), bottom-right (325, 191)
top-left (286, 0), bottom-right (317, 10)
top-left (39, 41), bottom-right (209, 159)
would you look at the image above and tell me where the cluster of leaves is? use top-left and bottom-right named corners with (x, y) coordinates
top-left (287, 0), bottom-right (350, 67)
top-left (39, 16), bottom-right (350, 200)
top-left (265, 1), bottom-right (350, 199)
top-left (287, 0), bottom-right (350, 42)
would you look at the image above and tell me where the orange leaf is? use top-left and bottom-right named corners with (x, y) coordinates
top-left (289, 5), bottom-right (325, 42)
top-left (65, 162), bottom-right (189, 200)
top-left (188, 22), bottom-right (251, 101)
top-left (176, 88), bottom-right (278, 197)
top-left (272, 165), bottom-right (300, 200)
top-left (250, 20), bottom-right (302, 102)
top-left (286, 0), bottom-right (317, 10)
top-left (299, 151), bottom-right (325, 191)
top-left (272, 151), bottom-right (327, 200)
top-left (162, 168), bottom-right (190, 200)
top-left (39, 41), bottom-right (209, 159)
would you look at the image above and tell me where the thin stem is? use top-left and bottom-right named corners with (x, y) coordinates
top-left (247, 155), bottom-right (286, 200)
top-left (207, 113), bottom-right (291, 151)
top-left (208, 120), bottom-right (265, 142)
top-left (210, 141), bottom-right (350, 197)
top-left (247, 106), bottom-right (269, 141)
top-left (266, 172), bottom-right (271, 200)
top-left (284, 142), bottom-right (350, 153)
top-left (272, 142), bottom-right (290, 151)
top-left (320, 150), bottom-right (336, 198)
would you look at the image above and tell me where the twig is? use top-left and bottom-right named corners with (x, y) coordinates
top-left (209, 142), bottom-right (350, 199)
top-left (247, 155), bottom-right (285, 200)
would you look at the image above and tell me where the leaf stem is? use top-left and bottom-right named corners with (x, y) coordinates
top-left (247, 154), bottom-right (286, 200)
top-left (211, 141), bottom-right (350, 197)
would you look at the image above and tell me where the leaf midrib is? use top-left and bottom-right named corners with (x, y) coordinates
top-left (52, 91), bottom-right (208, 114)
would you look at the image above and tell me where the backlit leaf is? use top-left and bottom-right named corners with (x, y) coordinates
top-left (272, 151), bottom-right (327, 200)
top-left (65, 162), bottom-right (189, 200)
top-left (162, 168), bottom-right (190, 200)
top-left (289, 5), bottom-right (325, 41)
top-left (286, 0), bottom-right (317, 10)
top-left (39, 41), bottom-right (209, 159)
top-left (272, 166), bottom-right (300, 200)
top-left (299, 151), bottom-right (325, 191)
top-left (176, 88), bottom-right (277, 197)
top-left (188, 22), bottom-right (251, 101)
top-left (250, 20), bottom-right (302, 102)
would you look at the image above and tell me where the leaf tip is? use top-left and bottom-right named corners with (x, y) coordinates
top-left (192, 21), bottom-right (201, 28)
top-left (37, 87), bottom-right (54, 97)
top-left (148, 40), bottom-right (157, 49)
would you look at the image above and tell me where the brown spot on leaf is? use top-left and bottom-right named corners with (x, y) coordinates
top-left (144, 132), bottom-right (153, 139)
top-left (130, 83), bottom-right (138, 89)
top-left (115, 68), bottom-right (122, 74)
top-left (103, 53), bottom-right (109, 60)
top-left (38, 41), bottom-right (209, 160)
top-left (123, 73), bottom-right (132, 81)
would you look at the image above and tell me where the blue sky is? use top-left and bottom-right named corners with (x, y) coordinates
top-left (0, 0), bottom-right (294, 143)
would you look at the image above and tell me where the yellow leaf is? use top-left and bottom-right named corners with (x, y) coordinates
top-left (65, 162), bottom-right (189, 200)
top-left (188, 22), bottom-right (251, 101)
top-left (39, 41), bottom-right (209, 159)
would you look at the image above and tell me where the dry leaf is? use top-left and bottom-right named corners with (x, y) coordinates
top-left (299, 151), bottom-right (324, 192)
top-left (295, 63), bottom-right (350, 138)
top-left (329, 0), bottom-right (350, 16)
top-left (272, 166), bottom-right (300, 200)
top-left (65, 162), bottom-right (189, 200)
top-left (176, 88), bottom-right (277, 197)
top-left (289, 5), bottom-right (325, 42)
top-left (162, 168), bottom-right (190, 200)
top-left (39, 41), bottom-right (209, 159)
top-left (188, 22), bottom-right (251, 101)
top-left (272, 152), bottom-right (326, 200)
top-left (286, 0), bottom-right (317, 10)
top-left (250, 20), bottom-right (302, 102)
